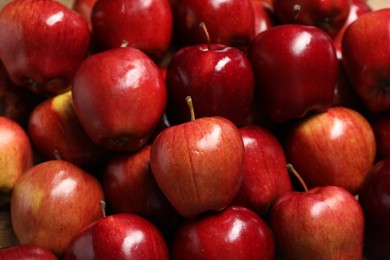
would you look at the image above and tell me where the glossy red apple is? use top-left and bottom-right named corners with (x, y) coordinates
top-left (11, 160), bottom-right (105, 255)
top-left (165, 41), bottom-right (254, 127)
top-left (72, 46), bottom-right (167, 152)
top-left (91, 0), bottom-right (173, 61)
top-left (0, 244), bottom-right (57, 260)
top-left (0, 116), bottom-right (34, 206)
top-left (284, 106), bottom-right (376, 194)
top-left (64, 213), bottom-right (169, 260)
top-left (358, 159), bottom-right (390, 259)
top-left (171, 205), bottom-right (275, 260)
top-left (248, 24), bottom-right (338, 123)
top-left (231, 125), bottom-right (292, 215)
top-left (342, 8), bottom-right (390, 112)
top-left (370, 111), bottom-right (390, 161)
top-left (0, 0), bottom-right (90, 94)
top-left (251, 0), bottom-right (275, 36)
top-left (273, 0), bottom-right (352, 37)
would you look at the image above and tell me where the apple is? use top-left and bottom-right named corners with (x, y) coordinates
top-left (342, 8), bottom-right (390, 112)
top-left (0, 116), bottom-right (34, 206)
top-left (91, 0), bottom-right (173, 61)
top-left (64, 213), bottom-right (169, 260)
top-left (284, 106), bottom-right (376, 194)
top-left (150, 98), bottom-right (245, 218)
top-left (273, 0), bottom-right (352, 37)
top-left (270, 175), bottom-right (365, 259)
top-left (165, 32), bottom-right (254, 126)
top-left (172, 0), bottom-right (255, 52)
top-left (248, 24), bottom-right (338, 124)
top-left (72, 46), bottom-right (167, 152)
top-left (370, 111), bottom-right (390, 161)
top-left (72, 0), bottom-right (96, 27)
top-left (358, 159), bottom-right (390, 259)
top-left (0, 244), bottom-right (57, 259)
top-left (11, 160), bottom-right (105, 255)
top-left (28, 90), bottom-right (110, 169)
top-left (0, 0), bottom-right (90, 94)
top-left (171, 205), bottom-right (275, 260)
top-left (251, 0), bottom-right (275, 36)
top-left (231, 125), bottom-right (292, 215)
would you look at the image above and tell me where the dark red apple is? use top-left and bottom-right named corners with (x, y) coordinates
top-left (0, 0), bottom-right (90, 94)
top-left (0, 244), bottom-right (57, 260)
top-left (370, 111), bottom-right (390, 161)
top-left (72, 46), bottom-right (167, 152)
top-left (342, 8), bottom-right (390, 112)
top-left (171, 205), bottom-right (275, 260)
top-left (231, 125), bottom-right (292, 215)
top-left (248, 24), bottom-right (338, 123)
top-left (251, 0), bottom-right (275, 36)
top-left (64, 213), bottom-right (169, 260)
top-left (11, 160), bottom-right (105, 255)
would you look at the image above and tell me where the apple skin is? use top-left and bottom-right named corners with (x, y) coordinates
top-left (171, 205), bottom-right (275, 260)
top-left (72, 0), bottom-right (96, 27)
top-left (342, 8), bottom-right (390, 112)
top-left (28, 91), bottom-right (109, 169)
top-left (358, 159), bottom-right (390, 259)
top-left (72, 47), bottom-right (167, 152)
top-left (150, 116), bottom-right (244, 218)
top-left (231, 125), bottom-right (292, 215)
top-left (64, 213), bottom-right (169, 260)
top-left (270, 185), bottom-right (364, 259)
top-left (165, 44), bottom-right (254, 127)
top-left (248, 24), bottom-right (338, 124)
top-left (370, 111), bottom-right (390, 161)
top-left (273, 0), bottom-right (352, 37)
top-left (251, 0), bottom-right (275, 36)
top-left (11, 160), bottom-right (105, 256)
top-left (0, 244), bottom-right (57, 260)
top-left (0, 116), bottom-right (34, 206)
top-left (284, 106), bottom-right (376, 194)
top-left (91, 0), bottom-right (173, 61)
top-left (172, 0), bottom-right (255, 52)
top-left (0, 0), bottom-right (90, 94)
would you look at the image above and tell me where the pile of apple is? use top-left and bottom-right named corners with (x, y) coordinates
top-left (0, 0), bottom-right (390, 259)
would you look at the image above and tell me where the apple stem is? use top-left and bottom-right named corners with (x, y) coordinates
top-left (293, 4), bottom-right (301, 19)
top-left (99, 200), bottom-right (107, 218)
top-left (121, 40), bottom-right (129, 48)
top-left (286, 163), bottom-right (309, 193)
top-left (186, 96), bottom-right (196, 121)
top-left (199, 22), bottom-right (211, 51)
top-left (53, 149), bottom-right (62, 160)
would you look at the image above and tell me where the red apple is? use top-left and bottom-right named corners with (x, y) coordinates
top-left (64, 213), bottom-right (169, 260)
top-left (358, 159), bottom-right (390, 259)
top-left (72, 0), bottom-right (96, 27)
top-left (72, 46), bottom-right (167, 152)
top-left (28, 91), bottom-right (109, 169)
top-left (251, 0), bottom-right (275, 36)
top-left (284, 106), bottom-right (376, 194)
top-left (0, 0), bottom-right (90, 94)
top-left (273, 0), bottom-right (352, 37)
top-left (165, 42), bottom-right (254, 127)
top-left (0, 244), bottom-right (57, 259)
top-left (11, 160), bottom-right (105, 255)
top-left (248, 24), bottom-right (338, 123)
top-left (270, 183), bottom-right (364, 259)
top-left (91, 0), bottom-right (173, 61)
top-left (0, 116), bottom-right (34, 206)
top-left (171, 205), bottom-right (275, 260)
top-left (370, 111), bottom-right (390, 161)
top-left (231, 125), bottom-right (292, 215)
top-left (342, 8), bottom-right (390, 112)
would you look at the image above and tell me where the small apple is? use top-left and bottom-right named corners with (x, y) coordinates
top-left (0, 244), bottom-right (57, 260)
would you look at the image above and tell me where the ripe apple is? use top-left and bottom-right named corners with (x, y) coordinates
top-left (231, 125), bottom-right (292, 215)
top-left (0, 244), bottom-right (57, 259)
top-left (165, 40), bottom-right (254, 127)
top-left (0, 0), bottom-right (90, 94)
top-left (284, 106), bottom-right (376, 194)
top-left (270, 183), bottom-right (364, 259)
top-left (72, 46), bottom-right (167, 152)
top-left (28, 91), bottom-right (109, 169)
top-left (150, 102), bottom-right (245, 218)
top-left (64, 213), bottom-right (169, 260)
top-left (248, 24), bottom-right (338, 123)
top-left (171, 205), bottom-right (275, 260)
top-left (251, 0), bottom-right (275, 36)
top-left (273, 0), bottom-right (352, 37)
top-left (11, 160), bottom-right (105, 255)
top-left (358, 159), bottom-right (390, 259)
top-left (172, 0), bottom-right (255, 51)
top-left (91, 0), bottom-right (173, 61)
top-left (342, 8), bottom-right (390, 112)
top-left (72, 0), bottom-right (96, 27)
top-left (0, 116), bottom-right (34, 206)
top-left (370, 111), bottom-right (390, 161)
